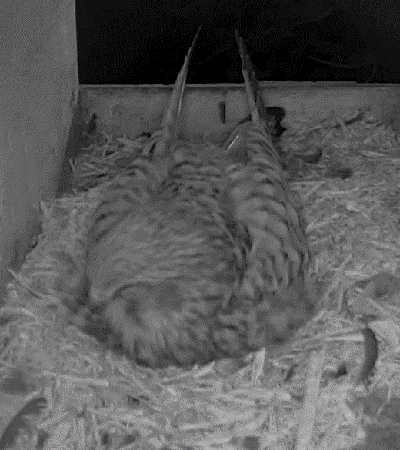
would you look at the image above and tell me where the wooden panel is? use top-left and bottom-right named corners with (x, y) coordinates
top-left (78, 83), bottom-right (400, 142)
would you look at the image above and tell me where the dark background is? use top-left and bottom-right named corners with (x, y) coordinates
top-left (76, 0), bottom-right (400, 84)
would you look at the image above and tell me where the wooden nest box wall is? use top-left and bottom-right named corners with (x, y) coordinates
top-left (0, 0), bottom-right (77, 301)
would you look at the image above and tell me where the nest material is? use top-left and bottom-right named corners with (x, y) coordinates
top-left (1, 109), bottom-right (400, 449)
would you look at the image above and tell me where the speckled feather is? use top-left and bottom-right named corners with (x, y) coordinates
top-left (82, 28), bottom-right (252, 368)
top-left (223, 30), bottom-right (313, 318)
top-left (78, 29), bottom-right (314, 369)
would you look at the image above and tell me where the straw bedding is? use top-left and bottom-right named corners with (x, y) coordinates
top-left (1, 108), bottom-right (400, 449)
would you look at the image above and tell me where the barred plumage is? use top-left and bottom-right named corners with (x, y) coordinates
top-left (79, 29), bottom-right (314, 369)
top-left (89, 27), bottom-right (202, 246)
top-left (224, 31), bottom-right (312, 314)
top-left (86, 140), bottom-right (253, 368)
top-left (85, 184), bottom-right (251, 368)
top-left (82, 28), bottom-right (246, 368)
top-left (161, 149), bottom-right (226, 206)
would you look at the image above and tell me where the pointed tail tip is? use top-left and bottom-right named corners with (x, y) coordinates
top-left (235, 30), bottom-right (254, 81)
top-left (156, 23), bottom-right (203, 156)
top-left (234, 28), bottom-right (240, 44)
top-left (184, 24), bottom-right (203, 71)
top-left (234, 29), bottom-right (245, 66)
top-left (193, 24), bottom-right (203, 46)
top-left (235, 29), bottom-right (259, 119)
top-left (236, 30), bottom-right (277, 136)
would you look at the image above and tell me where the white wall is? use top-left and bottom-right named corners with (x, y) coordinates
top-left (0, 0), bottom-right (78, 299)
